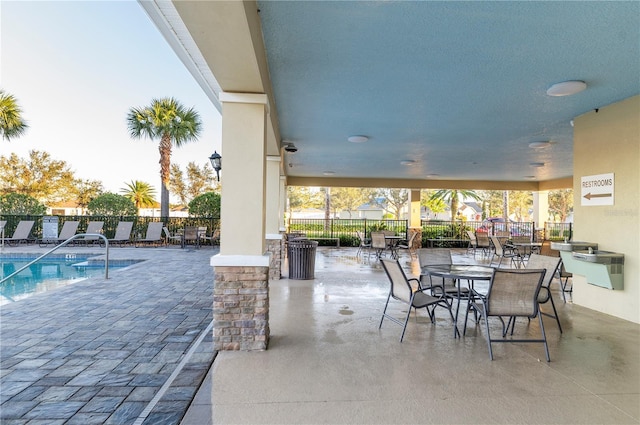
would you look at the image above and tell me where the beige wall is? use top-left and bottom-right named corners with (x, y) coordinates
top-left (572, 95), bottom-right (639, 323)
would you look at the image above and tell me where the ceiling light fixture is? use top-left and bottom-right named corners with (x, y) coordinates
top-left (546, 80), bottom-right (587, 96)
top-left (524, 175), bottom-right (536, 180)
top-left (530, 162), bottom-right (545, 168)
top-left (400, 160), bottom-right (415, 166)
top-left (322, 171), bottom-right (335, 176)
top-left (347, 135), bottom-right (368, 143)
top-left (528, 141), bottom-right (550, 149)
top-left (426, 174), bottom-right (440, 178)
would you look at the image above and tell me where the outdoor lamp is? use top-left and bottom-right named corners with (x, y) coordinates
top-left (209, 151), bottom-right (222, 180)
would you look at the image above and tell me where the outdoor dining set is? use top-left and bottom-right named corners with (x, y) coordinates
top-left (378, 245), bottom-right (566, 362)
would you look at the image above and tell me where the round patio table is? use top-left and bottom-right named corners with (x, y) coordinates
top-left (421, 264), bottom-right (494, 337)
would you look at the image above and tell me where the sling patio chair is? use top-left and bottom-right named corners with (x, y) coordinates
top-left (107, 221), bottom-right (134, 247)
top-left (1, 220), bottom-right (35, 246)
top-left (379, 258), bottom-right (454, 342)
top-left (370, 232), bottom-right (387, 260)
top-left (136, 222), bottom-right (165, 247)
top-left (77, 221), bottom-right (104, 246)
top-left (163, 227), bottom-right (182, 246)
top-left (355, 230), bottom-right (371, 257)
top-left (39, 220), bottom-right (79, 246)
top-left (469, 268), bottom-right (550, 361)
top-left (397, 231), bottom-right (418, 259)
top-left (489, 235), bottom-right (522, 268)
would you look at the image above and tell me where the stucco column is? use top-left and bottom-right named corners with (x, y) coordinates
top-left (211, 92), bottom-right (270, 351)
top-left (408, 189), bottom-right (423, 249)
top-left (266, 155), bottom-right (283, 280)
top-left (532, 190), bottom-right (549, 240)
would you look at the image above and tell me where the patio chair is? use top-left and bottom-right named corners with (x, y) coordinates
top-left (466, 230), bottom-right (484, 256)
top-left (379, 258), bottom-right (453, 342)
top-left (182, 226), bottom-right (200, 248)
top-left (476, 232), bottom-right (491, 255)
top-left (39, 220), bottom-right (79, 246)
top-left (198, 226), bottom-right (219, 246)
top-left (163, 227), bottom-right (182, 245)
top-left (77, 221), bottom-right (104, 246)
top-left (557, 261), bottom-right (573, 302)
top-left (370, 232), bottom-right (387, 260)
top-left (417, 248), bottom-right (470, 300)
top-left (107, 221), bottom-right (134, 247)
top-left (136, 222), bottom-right (164, 247)
top-left (397, 231), bottom-right (418, 259)
top-left (470, 268), bottom-right (549, 361)
top-left (489, 235), bottom-right (521, 268)
top-left (525, 254), bottom-right (563, 332)
top-left (355, 231), bottom-right (371, 257)
top-left (1, 220), bottom-right (35, 246)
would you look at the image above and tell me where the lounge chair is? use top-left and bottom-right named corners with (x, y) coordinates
top-left (39, 220), bottom-right (79, 246)
top-left (1, 220), bottom-right (35, 246)
top-left (77, 221), bottom-right (104, 246)
top-left (136, 222), bottom-right (164, 247)
top-left (108, 221), bottom-right (134, 246)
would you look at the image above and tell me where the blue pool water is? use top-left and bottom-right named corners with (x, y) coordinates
top-left (0, 254), bottom-right (143, 304)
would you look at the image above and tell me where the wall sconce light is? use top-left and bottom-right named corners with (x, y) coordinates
top-left (209, 151), bottom-right (222, 180)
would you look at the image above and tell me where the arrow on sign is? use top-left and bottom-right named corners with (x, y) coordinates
top-left (583, 192), bottom-right (612, 200)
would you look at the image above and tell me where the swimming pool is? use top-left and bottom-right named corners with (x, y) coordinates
top-left (0, 254), bottom-right (143, 305)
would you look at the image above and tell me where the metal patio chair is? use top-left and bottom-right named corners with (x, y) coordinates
top-left (470, 268), bottom-right (550, 361)
top-left (379, 258), bottom-right (453, 342)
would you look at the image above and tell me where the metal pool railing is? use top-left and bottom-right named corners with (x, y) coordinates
top-left (0, 233), bottom-right (109, 284)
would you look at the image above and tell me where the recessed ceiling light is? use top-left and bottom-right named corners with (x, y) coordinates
top-left (426, 174), bottom-right (440, 178)
top-left (546, 80), bottom-right (587, 96)
top-left (530, 162), bottom-right (545, 168)
top-left (347, 135), bottom-right (368, 143)
top-left (528, 141), bottom-right (550, 149)
top-left (400, 160), bottom-right (415, 166)
top-left (524, 175), bottom-right (536, 180)
top-left (322, 171), bottom-right (335, 176)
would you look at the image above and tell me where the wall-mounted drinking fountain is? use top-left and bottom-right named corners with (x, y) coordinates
top-left (551, 240), bottom-right (624, 290)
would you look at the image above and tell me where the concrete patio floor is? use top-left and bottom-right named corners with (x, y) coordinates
top-left (182, 247), bottom-right (640, 425)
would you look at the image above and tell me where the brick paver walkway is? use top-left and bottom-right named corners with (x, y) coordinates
top-left (1, 246), bottom-right (216, 424)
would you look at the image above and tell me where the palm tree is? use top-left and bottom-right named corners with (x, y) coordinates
top-left (0, 90), bottom-right (29, 141)
top-left (430, 189), bottom-right (482, 219)
top-left (126, 97), bottom-right (202, 217)
top-left (120, 180), bottom-right (157, 213)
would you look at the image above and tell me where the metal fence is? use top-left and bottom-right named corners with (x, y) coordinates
top-left (0, 215), bottom-right (220, 241)
top-left (1, 214), bottom-right (571, 247)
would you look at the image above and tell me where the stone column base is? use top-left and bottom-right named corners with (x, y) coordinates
top-left (212, 259), bottom-right (270, 351)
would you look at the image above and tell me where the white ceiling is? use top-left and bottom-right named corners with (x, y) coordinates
top-left (142, 1), bottom-right (640, 189)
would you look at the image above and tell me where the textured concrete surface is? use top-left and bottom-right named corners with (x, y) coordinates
top-left (182, 247), bottom-right (640, 424)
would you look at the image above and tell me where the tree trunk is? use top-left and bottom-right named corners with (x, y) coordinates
top-left (159, 134), bottom-right (172, 218)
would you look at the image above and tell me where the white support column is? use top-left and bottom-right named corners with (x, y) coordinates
top-left (532, 190), bottom-right (549, 228)
top-left (409, 189), bottom-right (421, 228)
top-left (265, 156), bottom-right (282, 235)
top-left (211, 92), bottom-right (271, 351)
top-left (217, 92), bottom-right (268, 256)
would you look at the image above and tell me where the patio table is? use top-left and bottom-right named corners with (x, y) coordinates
top-left (384, 235), bottom-right (403, 259)
top-left (421, 264), bottom-right (494, 337)
top-left (510, 242), bottom-right (543, 267)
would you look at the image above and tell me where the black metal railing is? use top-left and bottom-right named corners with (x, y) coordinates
top-left (1, 214), bottom-right (571, 248)
top-left (0, 215), bottom-right (221, 241)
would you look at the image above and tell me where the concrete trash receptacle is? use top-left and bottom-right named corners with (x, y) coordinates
top-left (288, 240), bottom-right (318, 279)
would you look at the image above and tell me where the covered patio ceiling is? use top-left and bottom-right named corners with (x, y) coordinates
top-left (141, 1), bottom-right (639, 190)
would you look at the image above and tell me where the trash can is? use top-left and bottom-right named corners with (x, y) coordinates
top-left (288, 239), bottom-right (318, 279)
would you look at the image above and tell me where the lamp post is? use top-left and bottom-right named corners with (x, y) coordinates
top-left (209, 151), bottom-right (222, 180)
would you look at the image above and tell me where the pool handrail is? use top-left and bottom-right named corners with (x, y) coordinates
top-left (0, 233), bottom-right (109, 284)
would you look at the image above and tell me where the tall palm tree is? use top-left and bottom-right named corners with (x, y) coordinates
top-left (0, 90), bottom-right (29, 141)
top-left (126, 97), bottom-right (202, 217)
top-left (430, 189), bottom-right (482, 219)
top-left (120, 180), bottom-right (157, 213)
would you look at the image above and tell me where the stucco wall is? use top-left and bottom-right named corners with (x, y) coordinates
top-left (572, 95), bottom-right (639, 323)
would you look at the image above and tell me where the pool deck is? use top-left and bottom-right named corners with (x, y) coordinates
top-left (1, 244), bottom-right (217, 424)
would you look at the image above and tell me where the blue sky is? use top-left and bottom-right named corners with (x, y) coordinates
top-left (1, 1), bottom-right (222, 197)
